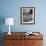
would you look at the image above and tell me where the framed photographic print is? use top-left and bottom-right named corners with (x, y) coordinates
top-left (21, 7), bottom-right (35, 24)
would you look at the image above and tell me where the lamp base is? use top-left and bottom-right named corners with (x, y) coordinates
top-left (8, 32), bottom-right (11, 35)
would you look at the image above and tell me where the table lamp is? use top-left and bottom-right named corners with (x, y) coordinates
top-left (5, 18), bottom-right (14, 35)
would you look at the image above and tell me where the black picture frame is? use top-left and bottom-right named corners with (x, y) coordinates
top-left (20, 7), bottom-right (35, 24)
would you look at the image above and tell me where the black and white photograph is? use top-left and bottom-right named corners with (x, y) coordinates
top-left (21, 7), bottom-right (35, 24)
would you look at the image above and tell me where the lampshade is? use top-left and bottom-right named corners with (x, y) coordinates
top-left (5, 18), bottom-right (14, 25)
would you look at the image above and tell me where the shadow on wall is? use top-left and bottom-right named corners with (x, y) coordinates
top-left (0, 16), bottom-right (5, 46)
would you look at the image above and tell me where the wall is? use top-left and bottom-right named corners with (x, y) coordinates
top-left (0, 0), bottom-right (46, 46)
top-left (0, 0), bottom-right (46, 32)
